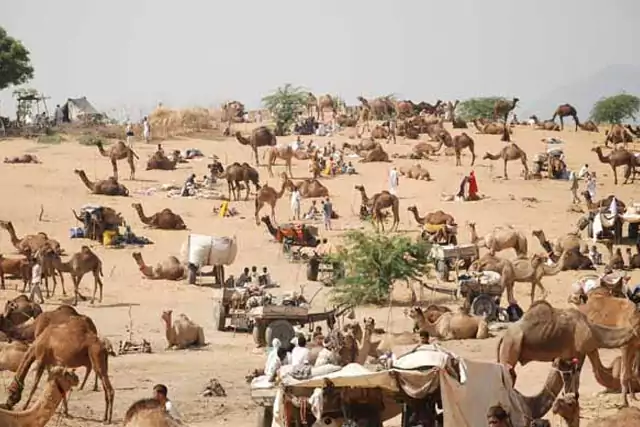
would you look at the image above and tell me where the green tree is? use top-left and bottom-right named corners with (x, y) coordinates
top-left (0, 27), bottom-right (35, 91)
top-left (327, 231), bottom-right (432, 306)
top-left (261, 83), bottom-right (308, 135)
top-left (590, 93), bottom-right (640, 124)
top-left (457, 97), bottom-right (505, 121)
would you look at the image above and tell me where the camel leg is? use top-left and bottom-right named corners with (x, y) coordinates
top-left (111, 159), bottom-right (118, 181)
top-left (57, 269), bottom-right (66, 296)
top-left (244, 180), bottom-right (251, 201)
top-left (79, 366), bottom-right (92, 390)
top-left (91, 349), bottom-right (115, 423)
top-left (23, 362), bottom-right (46, 409)
top-left (623, 165), bottom-right (632, 185)
top-left (521, 158), bottom-right (529, 180)
top-left (287, 159), bottom-right (293, 179)
top-left (469, 148), bottom-right (476, 166)
top-left (253, 146), bottom-right (259, 166)
top-left (92, 270), bottom-right (104, 303)
top-left (559, 116), bottom-right (564, 131)
top-left (612, 165), bottom-right (618, 185)
top-left (503, 160), bottom-right (509, 180)
top-left (270, 203), bottom-right (276, 225)
top-left (128, 156), bottom-right (136, 180)
top-left (455, 149), bottom-right (461, 166)
top-left (574, 116), bottom-right (579, 132)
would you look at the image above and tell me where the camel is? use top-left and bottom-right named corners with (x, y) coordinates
top-left (74, 169), bottom-right (129, 196)
top-left (626, 246), bottom-right (640, 269)
top-left (497, 300), bottom-right (637, 395)
top-left (96, 141), bottom-right (138, 180)
top-left (146, 150), bottom-right (180, 171)
top-left (529, 115), bottom-right (560, 131)
top-left (483, 143), bottom-right (529, 180)
top-left (235, 126), bottom-right (277, 166)
top-left (0, 341), bottom-right (29, 372)
top-left (281, 173), bottom-right (329, 198)
top-left (218, 162), bottom-right (260, 201)
top-left (132, 252), bottom-right (185, 280)
top-left (551, 393), bottom-right (580, 427)
top-left (434, 131), bottom-right (476, 166)
top-left (370, 125), bottom-right (390, 140)
top-left (3, 295), bottom-right (42, 327)
top-left (0, 253), bottom-right (32, 290)
top-left (493, 98), bottom-right (519, 123)
top-left (354, 185), bottom-right (399, 231)
top-left (161, 310), bottom-right (205, 349)
top-left (398, 164), bottom-right (431, 180)
top-left (316, 94), bottom-right (337, 121)
top-left (0, 367), bottom-right (79, 427)
top-left (551, 104), bottom-right (580, 131)
top-left (466, 222), bottom-right (528, 257)
top-left (123, 398), bottom-right (182, 427)
top-left (254, 178), bottom-right (287, 225)
top-left (0, 220), bottom-right (62, 256)
top-left (359, 143), bottom-right (390, 163)
top-left (578, 121), bottom-right (599, 132)
top-left (581, 191), bottom-right (627, 213)
top-left (592, 146), bottom-right (636, 185)
top-left (39, 246), bottom-right (104, 304)
top-left (531, 229), bottom-right (581, 261)
top-left (511, 253), bottom-right (567, 303)
top-left (605, 124), bottom-right (634, 146)
top-left (407, 206), bottom-right (455, 228)
top-left (472, 118), bottom-right (508, 135)
top-left (356, 97), bottom-right (372, 133)
top-left (131, 203), bottom-right (186, 230)
top-left (342, 139), bottom-right (378, 153)
top-left (3, 154), bottom-right (40, 164)
top-left (5, 316), bottom-right (115, 423)
top-left (608, 247), bottom-right (626, 270)
top-left (264, 145), bottom-right (294, 177)
top-left (409, 307), bottom-right (489, 340)
top-left (410, 142), bottom-right (439, 158)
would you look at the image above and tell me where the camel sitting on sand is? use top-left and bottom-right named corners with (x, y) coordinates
top-left (123, 398), bottom-right (182, 427)
top-left (578, 120), bottom-right (599, 132)
top-left (399, 164), bottom-right (431, 180)
top-left (472, 118), bottom-right (509, 135)
top-left (264, 145), bottom-right (294, 177)
top-left (410, 142), bottom-right (439, 159)
top-left (483, 143), bottom-right (529, 180)
top-left (409, 306), bottom-right (489, 340)
top-left (529, 115), bottom-right (561, 131)
top-left (131, 203), bottom-right (187, 230)
top-left (235, 126), bottom-right (277, 166)
top-left (74, 169), bottom-right (129, 196)
top-left (3, 154), bottom-right (40, 164)
top-left (96, 141), bottom-right (138, 180)
top-left (531, 229), bottom-right (582, 262)
top-left (146, 150), bottom-right (180, 171)
top-left (604, 124), bottom-right (634, 147)
top-left (161, 310), bottom-right (205, 349)
top-left (466, 222), bottom-right (528, 257)
top-left (132, 252), bottom-right (185, 281)
top-left (281, 172), bottom-right (329, 198)
top-left (254, 178), bottom-right (288, 225)
top-left (592, 146), bottom-right (636, 185)
top-left (497, 300), bottom-right (637, 395)
top-left (359, 143), bottom-right (391, 163)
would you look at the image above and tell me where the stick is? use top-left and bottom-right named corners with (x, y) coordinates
top-left (38, 204), bottom-right (44, 222)
top-left (128, 305), bottom-right (133, 342)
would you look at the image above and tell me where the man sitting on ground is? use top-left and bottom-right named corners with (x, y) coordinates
top-left (153, 384), bottom-right (182, 424)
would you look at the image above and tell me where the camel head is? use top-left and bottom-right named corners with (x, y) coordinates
top-left (590, 146), bottom-right (602, 154)
top-left (465, 221), bottom-right (476, 230)
top-left (363, 317), bottom-right (375, 332)
top-left (208, 161), bottom-right (224, 174)
top-left (531, 229), bottom-right (544, 240)
top-left (73, 169), bottom-right (84, 176)
top-left (407, 205), bottom-right (417, 213)
top-left (48, 367), bottom-right (80, 393)
top-left (486, 404), bottom-right (511, 427)
top-left (131, 252), bottom-right (144, 264)
top-left (160, 310), bottom-right (173, 325)
top-left (551, 393), bottom-right (579, 421)
top-left (512, 97), bottom-right (520, 105)
top-left (407, 306), bottom-right (422, 321)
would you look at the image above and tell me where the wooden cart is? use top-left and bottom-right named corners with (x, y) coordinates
top-left (429, 243), bottom-right (479, 282)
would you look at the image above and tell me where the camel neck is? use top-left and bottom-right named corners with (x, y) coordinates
top-left (4, 383), bottom-right (64, 426)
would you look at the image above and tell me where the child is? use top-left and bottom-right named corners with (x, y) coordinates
top-left (588, 245), bottom-right (602, 265)
top-left (29, 258), bottom-right (45, 304)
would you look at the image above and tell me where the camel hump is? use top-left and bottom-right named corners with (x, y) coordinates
top-left (528, 299), bottom-right (554, 312)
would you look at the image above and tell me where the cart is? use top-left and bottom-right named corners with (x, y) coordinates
top-left (250, 384), bottom-right (277, 427)
top-left (457, 272), bottom-right (506, 321)
top-left (429, 243), bottom-right (478, 281)
top-left (306, 254), bottom-right (345, 286)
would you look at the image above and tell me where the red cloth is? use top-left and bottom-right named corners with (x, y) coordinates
top-left (468, 171), bottom-right (478, 195)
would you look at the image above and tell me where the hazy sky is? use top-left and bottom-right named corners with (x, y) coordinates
top-left (2, 0), bottom-right (638, 118)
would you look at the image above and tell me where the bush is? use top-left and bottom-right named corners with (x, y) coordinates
top-left (327, 231), bottom-right (432, 306)
top-left (37, 133), bottom-right (65, 144)
top-left (77, 134), bottom-right (108, 146)
top-left (457, 97), bottom-right (505, 121)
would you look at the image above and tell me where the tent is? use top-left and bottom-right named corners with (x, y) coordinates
top-left (61, 97), bottom-right (101, 122)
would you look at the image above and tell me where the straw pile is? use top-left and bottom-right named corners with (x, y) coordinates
top-left (149, 106), bottom-right (221, 137)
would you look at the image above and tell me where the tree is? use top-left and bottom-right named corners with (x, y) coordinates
top-left (0, 27), bottom-right (35, 91)
top-left (327, 231), bottom-right (432, 306)
top-left (261, 84), bottom-right (308, 135)
top-left (590, 93), bottom-right (640, 124)
top-left (457, 97), bottom-right (505, 121)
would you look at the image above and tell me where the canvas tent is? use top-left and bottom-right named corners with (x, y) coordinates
top-left (62, 97), bottom-right (102, 122)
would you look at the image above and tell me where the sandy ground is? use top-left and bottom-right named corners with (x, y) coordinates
top-left (0, 123), bottom-right (639, 426)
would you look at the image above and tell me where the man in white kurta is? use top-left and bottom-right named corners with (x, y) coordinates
top-left (389, 167), bottom-right (399, 195)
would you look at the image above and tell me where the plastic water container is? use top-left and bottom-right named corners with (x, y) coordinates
top-left (102, 230), bottom-right (117, 246)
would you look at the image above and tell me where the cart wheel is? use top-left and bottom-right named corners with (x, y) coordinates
top-left (471, 295), bottom-right (498, 320)
top-left (436, 260), bottom-right (450, 282)
top-left (265, 319), bottom-right (295, 347)
top-left (213, 300), bottom-right (226, 331)
top-left (257, 406), bottom-right (273, 427)
top-left (253, 323), bottom-right (266, 347)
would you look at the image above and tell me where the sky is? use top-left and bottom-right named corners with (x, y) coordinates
top-left (2, 0), bottom-right (639, 120)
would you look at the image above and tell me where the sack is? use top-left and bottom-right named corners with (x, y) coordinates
top-left (180, 234), bottom-right (238, 266)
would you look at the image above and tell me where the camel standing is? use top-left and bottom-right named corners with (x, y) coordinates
top-left (0, 220), bottom-right (62, 255)
top-left (254, 178), bottom-right (287, 225)
top-left (511, 253), bottom-right (567, 303)
top-left (591, 146), bottom-right (636, 185)
top-left (218, 162), bottom-right (260, 201)
top-left (281, 173), bottom-right (329, 198)
top-left (5, 316), bottom-right (115, 423)
top-left (235, 126), bottom-right (277, 166)
top-left (605, 124), bottom-right (634, 146)
top-left (354, 185), bottom-right (399, 231)
top-left (466, 222), bottom-right (528, 257)
top-left (435, 131), bottom-right (475, 166)
top-left (551, 104), bottom-right (580, 131)
top-left (263, 145), bottom-right (294, 177)
top-left (96, 141), bottom-right (138, 180)
top-left (483, 143), bottom-right (529, 180)
top-left (356, 96), bottom-right (372, 133)
top-left (316, 94), bottom-right (337, 121)
top-left (493, 97), bottom-right (519, 123)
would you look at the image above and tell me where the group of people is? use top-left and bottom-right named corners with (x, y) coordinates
top-left (569, 163), bottom-right (597, 204)
top-left (234, 266), bottom-right (275, 290)
top-left (290, 192), bottom-right (334, 230)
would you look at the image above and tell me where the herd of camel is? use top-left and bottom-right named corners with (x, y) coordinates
top-left (0, 92), bottom-right (639, 426)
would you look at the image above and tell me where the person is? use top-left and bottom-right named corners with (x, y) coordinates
top-left (586, 173), bottom-right (596, 199)
top-left (578, 163), bottom-right (589, 179)
top-left (265, 338), bottom-right (282, 371)
top-left (467, 170), bottom-right (479, 200)
top-left (125, 123), bottom-right (134, 147)
top-left (54, 104), bottom-right (64, 125)
top-left (588, 245), bottom-right (602, 265)
top-left (389, 166), bottom-right (399, 195)
top-left (290, 185), bottom-right (301, 220)
top-left (29, 258), bottom-right (45, 304)
top-left (304, 200), bottom-right (319, 220)
top-left (181, 174), bottom-right (196, 197)
top-left (290, 334), bottom-right (310, 366)
top-left (569, 170), bottom-right (580, 204)
top-left (322, 198), bottom-right (332, 231)
top-left (345, 161), bottom-right (356, 175)
top-left (266, 347), bottom-right (288, 382)
top-left (236, 267), bottom-right (250, 287)
top-left (250, 266), bottom-right (260, 285)
top-left (153, 384), bottom-right (182, 423)
top-left (143, 116), bottom-right (151, 143)
top-left (259, 267), bottom-right (274, 287)
top-left (387, 118), bottom-right (397, 144)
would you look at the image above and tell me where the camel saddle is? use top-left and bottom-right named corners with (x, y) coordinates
top-left (598, 213), bottom-right (618, 228)
top-left (277, 224), bottom-right (318, 244)
top-left (423, 223), bottom-right (457, 234)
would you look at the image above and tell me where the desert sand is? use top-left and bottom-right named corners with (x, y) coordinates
top-left (0, 122), bottom-right (638, 426)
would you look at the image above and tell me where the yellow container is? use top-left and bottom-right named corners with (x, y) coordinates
top-left (219, 201), bottom-right (229, 218)
top-left (103, 230), bottom-right (117, 246)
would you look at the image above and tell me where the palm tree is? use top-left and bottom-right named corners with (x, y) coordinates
top-left (262, 84), bottom-right (308, 135)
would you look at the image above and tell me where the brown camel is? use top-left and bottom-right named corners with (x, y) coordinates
top-left (497, 300), bottom-right (637, 396)
top-left (342, 139), bottom-right (378, 153)
top-left (2, 295), bottom-right (42, 328)
top-left (74, 169), bottom-right (130, 196)
top-left (531, 229), bottom-right (581, 261)
top-left (0, 367), bottom-right (79, 427)
top-left (483, 143), bottom-right (529, 180)
top-left (146, 150), bottom-right (180, 170)
top-left (605, 124), bottom-right (635, 147)
top-left (263, 145), bottom-right (294, 177)
top-left (40, 246), bottom-right (104, 305)
top-left (530, 115), bottom-right (561, 131)
top-left (161, 310), bottom-right (205, 349)
top-left (409, 306), bottom-right (489, 340)
top-left (407, 206), bottom-right (455, 225)
top-left (281, 173), bottom-right (329, 198)
top-left (356, 96), bottom-right (372, 133)
top-left (3, 154), bottom-right (40, 164)
top-left (626, 246), bottom-right (640, 269)
top-left (354, 185), bottom-right (399, 231)
top-left (0, 341), bottom-right (29, 373)
top-left (359, 143), bottom-right (391, 163)
top-left (578, 120), bottom-right (599, 132)
top-left (398, 164), bottom-right (431, 180)
top-left (551, 393), bottom-right (580, 427)
top-left (0, 254), bottom-right (32, 291)
top-left (581, 191), bottom-right (627, 213)
top-left (434, 131), bottom-right (476, 166)
top-left (410, 142), bottom-right (439, 159)
top-left (218, 162), bottom-right (260, 201)
top-left (591, 146), bottom-right (636, 185)
top-left (235, 126), bottom-right (277, 166)
top-left (511, 253), bottom-right (567, 303)
top-left (0, 220), bottom-right (62, 256)
top-left (551, 104), bottom-right (580, 131)
top-left (96, 141), bottom-right (138, 180)
top-left (316, 94), bottom-right (337, 121)
top-left (124, 398), bottom-right (182, 427)
top-left (5, 316), bottom-right (115, 423)
top-left (473, 118), bottom-right (508, 135)
top-left (132, 252), bottom-right (185, 281)
top-left (493, 97), bottom-right (519, 123)
top-left (131, 203), bottom-right (186, 230)
top-left (254, 178), bottom-right (288, 225)
top-left (370, 125), bottom-right (390, 140)
top-left (467, 222), bottom-right (528, 257)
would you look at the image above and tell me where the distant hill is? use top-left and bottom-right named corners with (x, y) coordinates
top-left (521, 64), bottom-right (640, 122)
